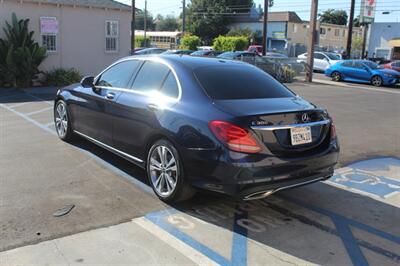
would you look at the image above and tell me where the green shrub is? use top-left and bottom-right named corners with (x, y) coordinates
top-left (180, 35), bottom-right (200, 50)
top-left (212, 36), bottom-right (249, 52)
top-left (0, 13), bottom-right (46, 87)
top-left (279, 65), bottom-right (296, 83)
top-left (135, 36), bottom-right (150, 48)
top-left (44, 68), bottom-right (82, 86)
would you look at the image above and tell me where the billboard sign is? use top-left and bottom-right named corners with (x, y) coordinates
top-left (360, 0), bottom-right (377, 24)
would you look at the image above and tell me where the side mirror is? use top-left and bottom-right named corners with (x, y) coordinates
top-left (81, 76), bottom-right (94, 88)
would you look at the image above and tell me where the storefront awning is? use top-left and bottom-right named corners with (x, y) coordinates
top-left (389, 39), bottom-right (400, 47)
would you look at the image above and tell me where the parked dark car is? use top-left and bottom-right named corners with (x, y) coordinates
top-left (190, 50), bottom-right (222, 57)
top-left (54, 55), bottom-right (339, 202)
top-left (217, 51), bottom-right (258, 60)
top-left (163, 50), bottom-right (194, 55)
top-left (325, 60), bottom-right (400, 87)
top-left (132, 48), bottom-right (167, 55)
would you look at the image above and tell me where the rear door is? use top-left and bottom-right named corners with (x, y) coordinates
top-left (73, 60), bottom-right (140, 144)
top-left (112, 60), bottom-right (179, 160)
top-left (314, 53), bottom-right (327, 71)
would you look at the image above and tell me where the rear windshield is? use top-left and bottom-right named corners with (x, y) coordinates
top-left (194, 65), bottom-right (294, 100)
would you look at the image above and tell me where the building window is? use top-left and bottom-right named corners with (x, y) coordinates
top-left (40, 17), bottom-right (58, 53)
top-left (293, 24), bottom-right (298, 33)
top-left (342, 29), bottom-right (346, 37)
top-left (105, 20), bottom-right (118, 52)
top-left (334, 29), bottom-right (340, 36)
top-left (320, 28), bottom-right (326, 35)
top-left (42, 35), bottom-right (57, 52)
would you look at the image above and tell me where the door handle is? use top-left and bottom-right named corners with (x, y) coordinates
top-left (105, 92), bottom-right (115, 100)
top-left (147, 103), bottom-right (159, 111)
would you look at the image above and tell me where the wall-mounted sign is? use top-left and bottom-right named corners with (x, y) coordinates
top-left (40, 17), bottom-right (58, 34)
top-left (272, 31), bottom-right (286, 39)
top-left (360, 0), bottom-right (377, 24)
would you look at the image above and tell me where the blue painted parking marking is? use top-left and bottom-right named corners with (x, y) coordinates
top-left (330, 157), bottom-right (400, 198)
top-left (146, 206), bottom-right (248, 266)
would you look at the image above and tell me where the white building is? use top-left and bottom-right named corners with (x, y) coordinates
top-left (0, 0), bottom-right (134, 75)
top-left (367, 22), bottom-right (400, 60)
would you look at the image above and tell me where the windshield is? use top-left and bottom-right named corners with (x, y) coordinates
top-left (363, 61), bottom-right (380, 69)
top-left (194, 65), bottom-right (294, 100)
top-left (326, 53), bottom-right (341, 60)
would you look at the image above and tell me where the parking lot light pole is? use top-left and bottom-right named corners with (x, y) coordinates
top-left (131, 0), bottom-right (135, 51)
top-left (306, 0), bottom-right (318, 82)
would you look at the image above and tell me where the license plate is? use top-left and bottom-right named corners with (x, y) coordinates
top-left (290, 126), bottom-right (312, 145)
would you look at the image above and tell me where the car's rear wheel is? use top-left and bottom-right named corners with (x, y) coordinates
top-left (54, 100), bottom-right (74, 141)
top-left (147, 139), bottom-right (195, 202)
top-left (371, 75), bottom-right (383, 87)
top-left (331, 71), bottom-right (342, 82)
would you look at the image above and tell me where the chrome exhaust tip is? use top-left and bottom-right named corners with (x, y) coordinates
top-left (243, 190), bottom-right (276, 201)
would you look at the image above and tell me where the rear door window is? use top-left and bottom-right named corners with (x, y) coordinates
top-left (194, 65), bottom-right (294, 100)
top-left (160, 72), bottom-right (179, 98)
top-left (131, 61), bottom-right (169, 92)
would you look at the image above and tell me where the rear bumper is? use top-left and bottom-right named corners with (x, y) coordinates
top-left (182, 140), bottom-right (339, 199)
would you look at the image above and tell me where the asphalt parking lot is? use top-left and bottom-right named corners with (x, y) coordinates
top-left (0, 82), bottom-right (399, 265)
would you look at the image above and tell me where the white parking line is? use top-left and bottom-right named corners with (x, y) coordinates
top-left (25, 106), bottom-right (53, 116)
top-left (134, 217), bottom-right (219, 266)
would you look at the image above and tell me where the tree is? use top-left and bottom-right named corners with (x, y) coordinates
top-left (0, 13), bottom-right (46, 87)
top-left (186, 0), bottom-right (255, 44)
top-left (155, 15), bottom-right (179, 31)
top-left (319, 9), bottom-right (348, 25)
top-left (180, 35), bottom-right (201, 50)
top-left (353, 15), bottom-right (361, 27)
top-left (135, 10), bottom-right (155, 31)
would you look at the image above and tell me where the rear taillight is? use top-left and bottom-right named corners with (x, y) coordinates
top-left (208, 120), bottom-right (261, 153)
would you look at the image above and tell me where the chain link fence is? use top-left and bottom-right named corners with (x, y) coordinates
top-left (238, 56), bottom-right (307, 83)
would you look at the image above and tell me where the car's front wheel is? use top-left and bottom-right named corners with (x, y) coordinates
top-left (147, 139), bottom-right (195, 202)
top-left (331, 71), bottom-right (342, 82)
top-left (54, 100), bottom-right (74, 141)
top-left (371, 75), bottom-right (383, 87)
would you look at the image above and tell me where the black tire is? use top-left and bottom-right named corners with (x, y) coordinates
top-left (54, 100), bottom-right (75, 141)
top-left (371, 75), bottom-right (383, 87)
top-left (147, 139), bottom-right (195, 202)
top-left (331, 71), bottom-right (342, 82)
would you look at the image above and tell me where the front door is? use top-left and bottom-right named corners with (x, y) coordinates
top-left (73, 59), bottom-right (141, 145)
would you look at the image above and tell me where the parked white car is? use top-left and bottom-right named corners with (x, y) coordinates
top-left (297, 52), bottom-right (341, 71)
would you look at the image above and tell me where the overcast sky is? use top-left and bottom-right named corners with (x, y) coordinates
top-left (117, 0), bottom-right (399, 22)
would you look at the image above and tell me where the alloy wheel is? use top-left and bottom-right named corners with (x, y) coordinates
top-left (371, 76), bottom-right (382, 87)
top-left (332, 72), bottom-right (341, 81)
top-left (55, 101), bottom-right (68, 138)
top-left (149, 145), bottom-right (178, 197)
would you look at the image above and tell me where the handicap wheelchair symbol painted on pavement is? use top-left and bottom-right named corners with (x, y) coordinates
top-left (329, 157), bottom-right (400, 198)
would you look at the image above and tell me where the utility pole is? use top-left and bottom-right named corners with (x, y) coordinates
top-left (182, 0), bottom-right (186, 34)
top-left (346, 0), bottom-right (356, 59)
top-left (306, 0), bottom-right (318, 82)
top-left (131, 0), bottom-right (135, 51)
top-left (262, 0), bottom-right (268, 56)
top-left (361, 23), bottom-right (369, 59)
top-left (144, 0), bottom-right (147, 47)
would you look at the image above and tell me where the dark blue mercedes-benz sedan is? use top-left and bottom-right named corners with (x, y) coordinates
top-left (54, 55), bottom-right (339, 202)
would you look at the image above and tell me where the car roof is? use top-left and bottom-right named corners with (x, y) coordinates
top-left (122, 54), bottom-right (248, 70)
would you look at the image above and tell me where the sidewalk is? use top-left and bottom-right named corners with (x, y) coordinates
top-left (0, 217), bottom-right (216, 266)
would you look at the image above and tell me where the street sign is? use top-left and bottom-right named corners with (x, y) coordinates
top-left (360, 0), bottom-right (377, 24)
